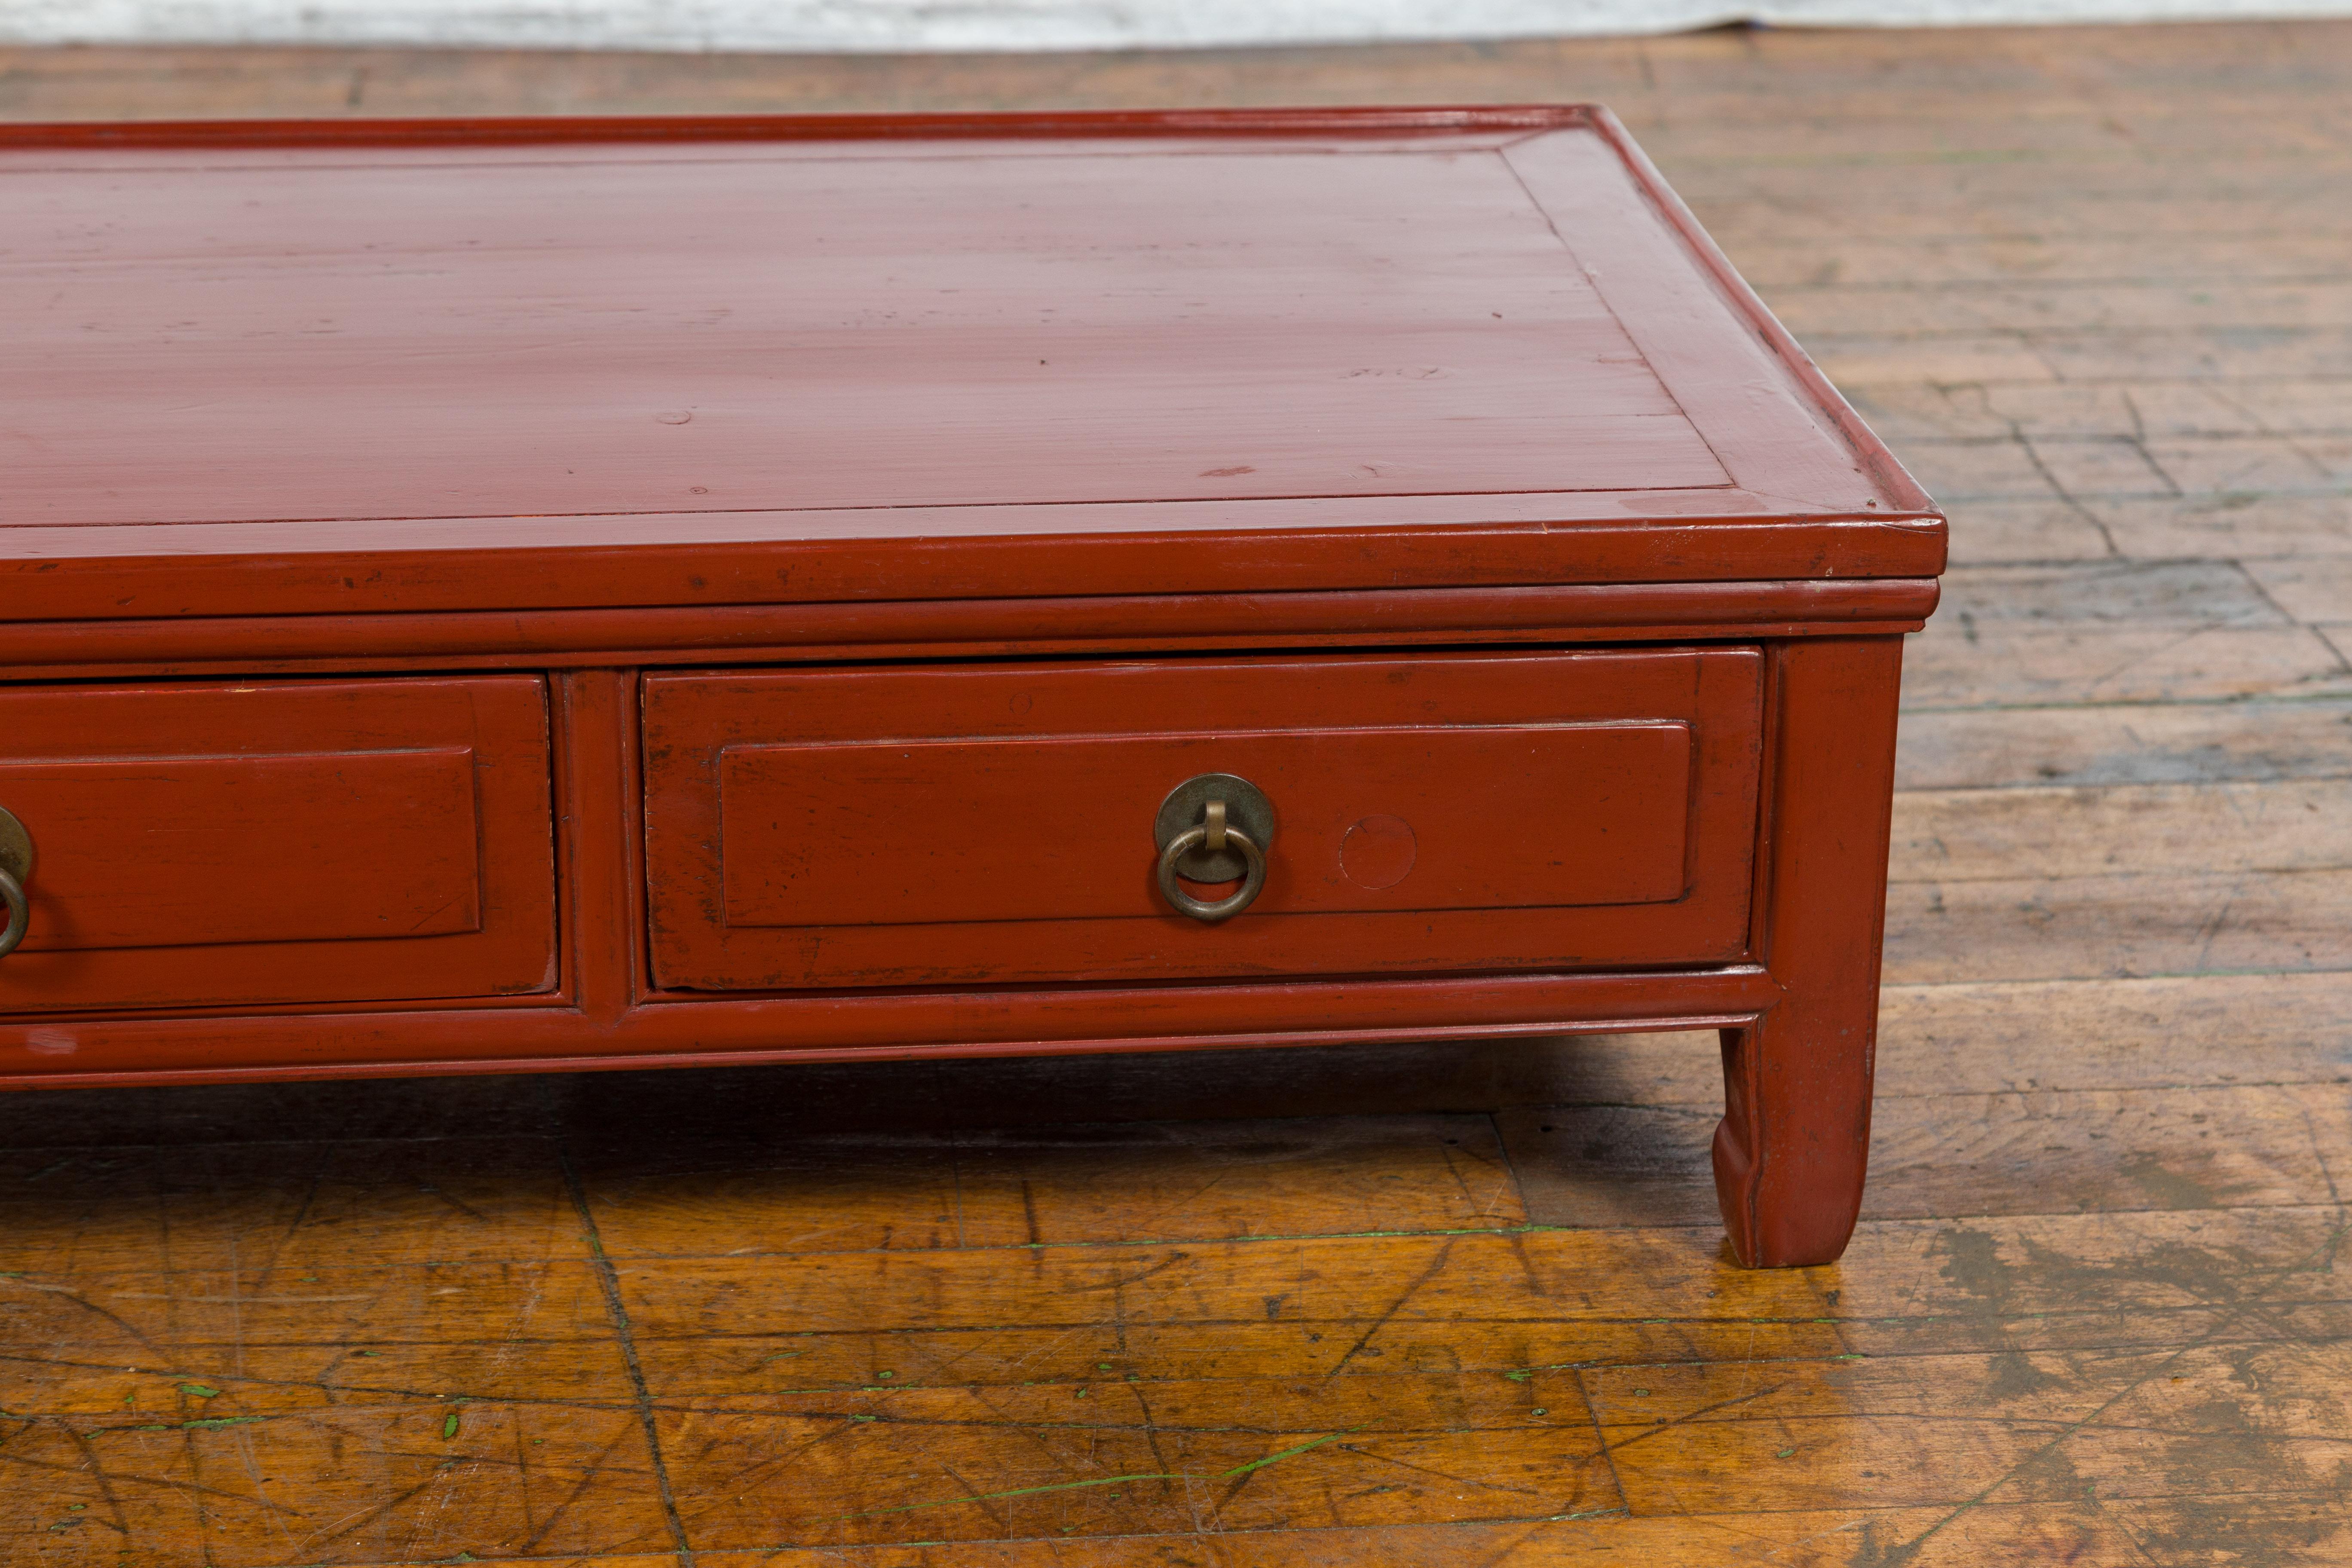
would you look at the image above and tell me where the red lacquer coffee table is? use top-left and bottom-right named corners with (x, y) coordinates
top-left (0, 107), bottom-right (1942, 1267)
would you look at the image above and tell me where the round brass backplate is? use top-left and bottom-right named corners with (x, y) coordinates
top-left (0, 806), bottom-right (30, 885)
top-left (1153, 774), bottom-right (1274, 884)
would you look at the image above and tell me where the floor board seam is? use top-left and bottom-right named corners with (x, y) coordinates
top-left (554, 1117), bottom-right (699, 1567)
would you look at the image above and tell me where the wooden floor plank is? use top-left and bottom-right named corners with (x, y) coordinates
top-left (576, 1115), bottom-right (1524, 1258)
top-left (1849, 378), bottom-right (2352, 447)
top-left (1876, 972), bottom-right (2352, 1094)
top-left (1, 26), bottom-right (2341, 129)
top-left (1934, 561), bottom-right (2292, 626)
top-left (0, 1399), bottom-right (674, 1566)
top-left (1890, 778), bottom-right (2352, 881)
top-left (603, 1207), bottom-right (2352, 1359)
top-left (1902, 624), bottom-right (2352, 709)
top-left (2246, 555), bottom-right (2352, 623)
top-left (1813, 327), bottom-right (2352, 386)
top-left (429, 1506), bottom-right (2199, 1565)
top-left (0, 1134), bottom-right (581, 1275)
top-left (2090, 495), bottom-right (2352, 560)
top-left (0, 1073), bottom-right (557, 1150)
top-left (1936, 499), bottom-right (2118, 566)
top-left (1882, 867), bottom-right (2352, 982)
top-left (1776, 281), bottom-right (2352, 339)
top-left (4, 18), bottom-right (2351, 1565)
top-left (1504, 1081), bottom-right (2350, 1228)
top-left (1728, 233), bottom-right (2352, 288)
top-left (655, 1384), bottom-right (1621, 1549)
top-left (1895, 700), bottom-right (2352, 790)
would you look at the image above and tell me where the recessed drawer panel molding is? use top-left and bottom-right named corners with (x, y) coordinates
top-left (0, 750), bottom-right (483, 951)
top-left (0, 678), bottom-right (556, 1013)
top-left (643, 651), bottom-right (1763, 990)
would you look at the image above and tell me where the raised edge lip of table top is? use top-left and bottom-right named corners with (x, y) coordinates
top-left (0, 103), bottom-right (1592, 149)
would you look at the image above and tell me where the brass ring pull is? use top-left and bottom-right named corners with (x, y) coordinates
top-left (0, 868), bottom-right (26, 960)
top-left (0, 805), bottom-right (28, 961)
top-left (1156, 822), bottom-right (1266, 923)
top-left (1152, 774), bottom-right (1274, 924)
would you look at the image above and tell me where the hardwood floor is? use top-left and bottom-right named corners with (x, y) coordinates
top-left (4, 20), bottom-right (2351, 1566)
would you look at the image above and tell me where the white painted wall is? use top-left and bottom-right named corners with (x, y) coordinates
top-left (3, 0), bottom-right (2346, 52)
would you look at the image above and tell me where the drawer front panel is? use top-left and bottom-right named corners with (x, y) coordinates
top-left (1, 750), bottom-right (482, 951)
top-left (0, 677), bottom-right (555, 1014)
top-left (645, 651), bottom-right (1761, 991)
top-left (718, 723), bottom-right (1694, 928)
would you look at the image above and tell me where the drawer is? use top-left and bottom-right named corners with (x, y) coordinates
top-left (643, 650), bottom-right (1762, 991)
top-left (0, 677), bottom-right (555, 1014)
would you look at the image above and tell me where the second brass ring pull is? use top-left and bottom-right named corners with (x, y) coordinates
top-left (0, 805), bottom-right (30, 961)
top-left (1155, 823), bottom-right (1266, 923)
top-left (0, 870), bottom-right (26, 961)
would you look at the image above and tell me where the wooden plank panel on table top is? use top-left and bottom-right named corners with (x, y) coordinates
top-left (1, 136), bottom-right (1729, 528)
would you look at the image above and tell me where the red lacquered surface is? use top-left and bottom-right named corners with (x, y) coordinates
top-left (0, 677), bottom-right (556, 1014)
top-left (1712, 637), bottom-right (1907, 1267)
top-left (643, 651), bottom-right (1762, 989)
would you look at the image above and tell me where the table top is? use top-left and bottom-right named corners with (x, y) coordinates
top-left (1, 109), bottom-right (1941, 621)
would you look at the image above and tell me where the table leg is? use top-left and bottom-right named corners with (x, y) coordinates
top-left (1712, 635), bottom-right (1906, 1268)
